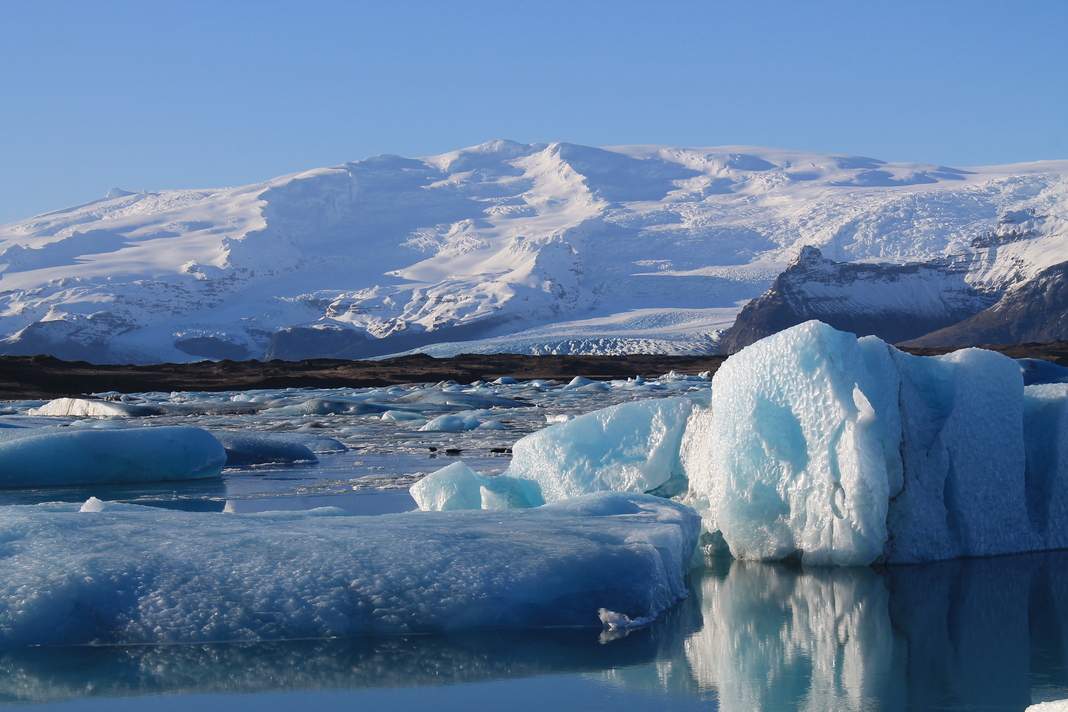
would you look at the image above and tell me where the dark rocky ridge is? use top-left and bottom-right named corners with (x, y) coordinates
top-left (0, 353), bottom-right (730, 401)
top-left (899, 262), bottom-right (1068, 347)
top-left (715, 246), bottom-right (994, 354)
top-left (3, 342), bottom-right (1068, 401)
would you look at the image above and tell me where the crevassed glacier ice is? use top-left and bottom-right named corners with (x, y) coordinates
top-left (0, 426), bottom-right (226, 487)
top-left (0, 492), bottom-right (699, 646)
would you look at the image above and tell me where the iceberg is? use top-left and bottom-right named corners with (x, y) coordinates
top-left (0, 492), bottom-right (699, 646)
top-left (0, 426), bottom-right (226, 487)
top-left (702, 322), bottom-right (1068, 563)
top-left (27, 397), bottom-right (163, 418)
top-left (419, 414), bottom-right (481, 432)
top-left (693, 325), bottom-right (902, 565)
top-left (426, 321), bottom-right (1068, 566)
top-left (209, 430), bottom-right (319, 466)
top-left (409, 462), bottom-right (539, 511)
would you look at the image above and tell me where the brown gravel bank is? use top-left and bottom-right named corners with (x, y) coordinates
top-left (2, 341), bottom-right (1066, 400)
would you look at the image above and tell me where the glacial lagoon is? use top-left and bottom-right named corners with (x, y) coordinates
top-left (0, 367), bottom-right (1066, 710)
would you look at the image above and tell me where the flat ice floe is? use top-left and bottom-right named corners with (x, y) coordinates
top-left (0, 426), bottom-right (226, 487)
top-left (0, 492), bottom-right (699, 646)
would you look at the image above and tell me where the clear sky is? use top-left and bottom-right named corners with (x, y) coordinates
top-left (1, 0), bottom-right (1066, 225)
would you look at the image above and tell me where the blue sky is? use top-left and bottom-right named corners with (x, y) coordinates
top-left (1, 0), bottom-right (1066, 225)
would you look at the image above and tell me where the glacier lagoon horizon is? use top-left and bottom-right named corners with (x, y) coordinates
top-left (1, 370), bottom-right (1067, 710)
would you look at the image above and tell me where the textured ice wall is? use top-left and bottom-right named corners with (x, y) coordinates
top-left (1021, 383), bottom-right (1068, 551)
top-left (0, 492), bottom-right (699, 646)
top-left (702, 320), bottom-right (1068, 564)
top-left (0, 426), bottom-right (226, 487)
top-left (694, 322), bottom-right (903, 565)
top-left (885, 347), bottom-right (1037, 560)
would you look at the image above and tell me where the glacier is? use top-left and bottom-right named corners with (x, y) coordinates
top-left (1, 141), bottom-right (1067, 362)
top-left (0, 492), bottom-right (699, 646)
top-left (417, 321), bottom-right (1068, 565)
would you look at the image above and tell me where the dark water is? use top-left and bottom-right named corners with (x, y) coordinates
top-left (3, 553), bottom-right (1068, 711)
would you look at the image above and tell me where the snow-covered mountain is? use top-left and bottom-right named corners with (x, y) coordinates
top-left (1, 140), bottom-right (1066, 363)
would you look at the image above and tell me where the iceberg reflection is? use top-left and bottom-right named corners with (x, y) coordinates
top-left (4, 553), bottom-right (1068, 710)
top-left (604, 552), bottom-right (1068, 711)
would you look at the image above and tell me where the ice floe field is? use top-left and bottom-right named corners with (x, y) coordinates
top-left (3, 322), bottom-right (1068, 711)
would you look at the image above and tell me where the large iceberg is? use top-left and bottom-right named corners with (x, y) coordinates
top-left (416, 321), bottom-right (1068, 565)
top-left (0, 426), bottom-right (226, 487)
top-left (700, 322), bottom-right (1063, 564)
top-left (0, 492), bottom-right (699, 646)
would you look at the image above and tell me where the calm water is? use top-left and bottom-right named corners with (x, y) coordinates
top-left (3, 554), bottom-right (1067, 711)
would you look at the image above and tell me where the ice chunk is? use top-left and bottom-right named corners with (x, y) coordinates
top-left (419, 414), bottom-right (481, 432)
top-left (598, 608), bottom-right (655, 629)
top-left (262, 399), bottom-right (387, 416)
top-left (698, 322), bottom-right (902, 565)
top-left (0, 426), bottom-right (226, 487)
top-left (1028, 702), bottom-right (1068, 712)
top-left (410, 462), bottom-right (485, 510)
top-left (380, 410), bottom-right (425, 421)
top-left (396, 390), bottom-right (531, 409)
top-left (28, 397), bottom-right (163, 418)
top-left (0, 492), bottom-right (699, 646)
top-left (410, 462), bottom-right (538, 511)
top-left (564, 376), bottom-right (595, 389)
top-left (285, 433), bottom-right (347, 454)
top-left (79, 496), bottom-right (105, 513)
top-left (1018, 358), bottom-right (1068, 386)
top-left (209, 431), bottom-right (319, 466)
top-left (501, 397), bottom-right (697, 506)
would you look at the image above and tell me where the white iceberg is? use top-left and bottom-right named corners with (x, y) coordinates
top-left (425, 321), bottom-right (1068, 566)
top-left (0, 426), bottom-right (226, 487)
top-left (0, 492), bottom-right (699, 646)
top-left (27, 397), bottom-right (163, 418)
top-left (500, 397), bottom-right (696, 505)
top-left (702, 322), bottom-right (1068, 563)
top-left (419, 414), bottom-right (481, 432)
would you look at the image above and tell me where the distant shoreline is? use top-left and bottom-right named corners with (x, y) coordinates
top-left (2, 341), bottom-right (1066, 400)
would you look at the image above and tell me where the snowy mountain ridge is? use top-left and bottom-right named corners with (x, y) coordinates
top-left (1, 140), bottom-right (1067, 363)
